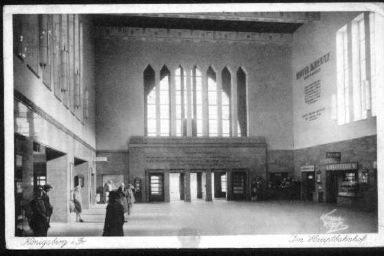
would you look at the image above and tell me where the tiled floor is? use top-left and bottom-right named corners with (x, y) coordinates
top-left (48, 200), bottom-right (377, 236)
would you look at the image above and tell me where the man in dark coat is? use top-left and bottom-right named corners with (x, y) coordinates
top-left (103, 190), bottom-right (125, 236)
top-left (29, 186), bottom-right (49, 236)
top-left (42, 184), bottom-right (53, 227)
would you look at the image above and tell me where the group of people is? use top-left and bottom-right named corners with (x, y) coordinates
top-left (27, 181), bottom-right (135, 237)
top-left (103, 183), bottom-right (135, 236)
top-left (28, 184), bottom-right (53, 236)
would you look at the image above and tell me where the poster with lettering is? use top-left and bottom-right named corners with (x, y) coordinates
top-left (296, 52), bottom-right (330, 122)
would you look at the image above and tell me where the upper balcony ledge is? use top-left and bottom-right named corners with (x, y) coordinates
top-left (128, 136), bottom-right (267, 148)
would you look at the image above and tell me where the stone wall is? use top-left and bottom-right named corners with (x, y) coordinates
top-left (128, 136), bottom-right (267, 202)
top-left (95, 27), bottom-right (293, 151)
top-left (293, 135), bottom-right (377, 178)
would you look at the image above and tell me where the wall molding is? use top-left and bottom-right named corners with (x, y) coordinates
top-left (14, 90), bottom-right (96, 152)
top-left (293, 135), bottom-right (377, 151)
top-left (94, 26), bottom-right (293, 46)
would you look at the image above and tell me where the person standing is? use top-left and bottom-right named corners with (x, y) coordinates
top-left (73, 185), bottom-right (84, 222)
top-left (42, 184), bottom-right (53, 228)
top-left (103, 191), bottom-right (125, 236)
top-left (127, 184), bottom-right (135, 215)
top-left (117, 183), bottom-right (129, 222)
top-left (104, 180), bottom-right (113, 203)
top-left (29, 186), bottom-right (49, 236)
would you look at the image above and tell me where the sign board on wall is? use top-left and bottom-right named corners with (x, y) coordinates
top-left (96, 157), bottom-right (108, 162)
top-left (296, 53), bottom-right (330, 81)
top-left (326, 152), bottom-right (341, 160)
top-left (325, 162), bottom-right (358, 171)
top-left (300, 165), bottom-right (315, 172)
top-left (296, 52), bottom-right (331, 123)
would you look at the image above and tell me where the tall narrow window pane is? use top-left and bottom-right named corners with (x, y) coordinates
top-left (193, 67), bottom-right (203, 136)
top-left (175, 66), bottom-right (186, 136)
top-left (207, 67), bottom-right (218, 137)
top-left (237, 68), bottom-right (247, 136)
top-left (369, 12), bottom-right (383, 117)
top-left (352, 14), bottom-right (367, 121)
top-left (336, 25), bottom-right (350, 124)
top-left (144, 65), bottom-right (156, 136)
top-left (221, 68), bottom-right (232, 137)
top-left (159, 66), bottom-right (170, 136)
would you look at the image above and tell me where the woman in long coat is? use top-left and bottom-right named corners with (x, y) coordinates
top-left (103, 190), bottom-right (125, 236)
top-left (73, 185), bottom-right (84, 222)
top-left (127, 184), bottom-right (135, 215)
top-left (117, 183), bottom-right (129, 221)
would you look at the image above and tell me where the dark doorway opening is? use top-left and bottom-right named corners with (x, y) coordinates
top-left (302, 171), bottom-right (315, 201)
top-left (232, 171), bottom-right (247, 200)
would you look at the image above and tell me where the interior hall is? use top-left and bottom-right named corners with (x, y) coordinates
top-left (11, 9), bottom-right (383, 237)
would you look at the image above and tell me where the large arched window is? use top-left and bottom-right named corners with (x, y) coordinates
top-left (144, 64), bottom-right (247, 137)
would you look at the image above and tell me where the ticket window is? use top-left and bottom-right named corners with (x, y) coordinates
top-left (149, 173), bottom-right (164, 202)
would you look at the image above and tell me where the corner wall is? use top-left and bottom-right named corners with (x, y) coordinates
top-left (292, 12), bottom-right (376, 150)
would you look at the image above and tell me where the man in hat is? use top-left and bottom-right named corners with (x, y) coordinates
top-left (29, 185), bottom-right (49, 236)
top-left (42, 184), bottom-right (53, 228)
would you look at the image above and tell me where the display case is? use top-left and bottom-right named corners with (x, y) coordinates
top-left (338, 172), bottom-right (358, 197)
top-left (338, 180), bottom-right (358, 197)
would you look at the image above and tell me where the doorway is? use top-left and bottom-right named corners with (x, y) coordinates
top-left (149, 173), bottom-right (164, 202)
top-left (213, 171), bottom-right (227, 199)
top-left (302, 171), bottom-right (315, 201)
top-left (169, 172), bottom-right (202, 202)
top-left (232, 171), bottom-right (247, 200)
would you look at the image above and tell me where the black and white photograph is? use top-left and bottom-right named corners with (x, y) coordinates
top-left (3, 2), bottom-right (384, 249)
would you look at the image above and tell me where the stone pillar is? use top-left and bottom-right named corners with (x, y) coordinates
top-left (184, 171), bottom-right (191, 202)
top-left (226, 170), bottom-right (232, 201)
top-left (22, 110), bottom-right (35, 202)
top-left (47, 155), bottom-right (69, 222)
top-left (231, 70), bottom-right (238, 136)
top-left (186, 67), bottom-right (193, 136)
top-left (164, 171), bottom-right (170, 202)
top-left (197, 172), bottom-right (202, 199)
top-left (179, 173), bottom-right (185, 200)
top-left (202, 72), bottom-right (209, 136)
top-left (205, 170), bottom-right (212, 201)
top-left (21, 139), bottom-right (34, 202)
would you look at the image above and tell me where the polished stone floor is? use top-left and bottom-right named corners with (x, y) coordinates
top-left (47, 200), bottom-right (377, 236)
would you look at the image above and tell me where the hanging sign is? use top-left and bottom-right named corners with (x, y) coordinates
top-left (326, 152), bottom-right (341, 160)
top-left (300, 165), bottom-right (315, 172)
top-left (325, 162), bottom-right (358, 171)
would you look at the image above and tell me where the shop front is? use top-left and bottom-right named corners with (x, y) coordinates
top-left (315, 162), bottom-right (377, 211)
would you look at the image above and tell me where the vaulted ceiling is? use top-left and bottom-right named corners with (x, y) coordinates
top-left (92, 12), bottom-right (320, 34)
